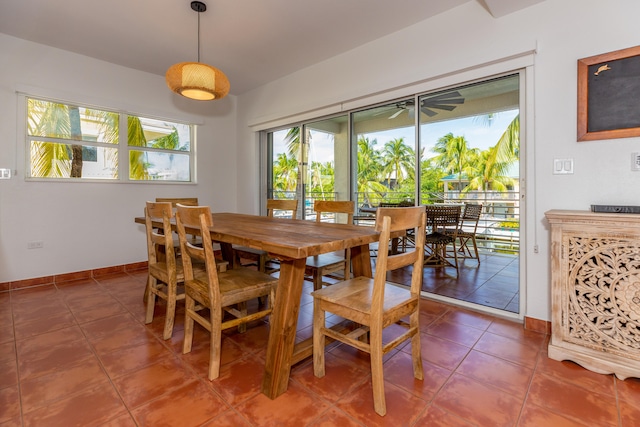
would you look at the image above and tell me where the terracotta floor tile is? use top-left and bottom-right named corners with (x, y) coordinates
top-left (616, 376), bottom-right (640, 408)
top-left (180, 334), bottom-right (246, 379)
top-left (21, 383), bottom-right (127, 427)
top-left (208, 355), bottom-right (268, 406)
top-left (0, 358), bottom-right (18, 389)
top-left (17, 333), bottom-right (96, 381)
top-left (20, 357), bottom-right (110, 413)
top-left (0, 386), bottom-right (21, 424)
top-left (6, 268), bottom-right (629, 427)
top-left (132, 380), bottom-right (228, 426)
top-left (112, 356), bottom-right (197, 408)
top-left (419, 332), bottom-right (471, 371)
top-left (413, 403), bottom-right (477, 427)
top-left (291, 352), bottom-right (369, 403)
top-left (456, 350), bottom-right (533, 398)
top-left (201, 409), bottom-right (253, 427)
top-left (12, 299), bottom-right (70, 325)
top-left (518, 401), bottom-right (590, 427)
top-left (433, 373), bottom-right (523, 427)
top-left (13, 310), bottom-right (77, 340)
top-left (473, 331), bottom-right (539, 368)
top-left (306, 407), bottom-right (365, 427)
top-left (98, 337), bottom-right (172, 378)
top-left (424, 318), bottom-right (485, 347)
top-left (87, 322), bottom-right (157, 355)
top-left (536, 350), bottom-right (615, 396)
top-left (384, 350), bottom-right (451, 401)
top-left (99, 412), bottom-right (138, 427)
top-left (336, 379), bottom-right (428, 426)
top-left (0, 342), bottom-right (16, 365)
top-left (619, 398), bottom-right (640, 427)
top-left (80, 313), bottom-right (140, 338)
top-left (236, 381), bottom-right (329, 426)
top-left (70, 296), bottom-right (130, 324)
top-left (526, 371), bottom-right (618, 426)
top-left (440, 307), bottom-right (494, 330)
top-left (486, 317), bottom-right (546, 349)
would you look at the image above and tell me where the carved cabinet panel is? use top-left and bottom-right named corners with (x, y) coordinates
top-left (545, 210), bottom-right (640, 379)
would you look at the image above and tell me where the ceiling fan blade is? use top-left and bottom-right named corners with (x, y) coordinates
top-left (388, 110), bottom-right (403, 119)
top-left (425, 103), bottom-right (458, 112)
top-left (420, 107), bottom-right (438, 117)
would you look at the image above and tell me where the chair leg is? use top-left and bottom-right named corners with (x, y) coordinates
top-left (183, 295), bottom-right (195, 354)
top-left (144, 275), bottom-right (157, 324)
top-left (313, 300), bottom-right (326, 378)
top-left (471, 236), bottom-right (480, 263)
top-left (208, 308), bottom-right (223, 380)
top-left (369, 325), bottom-right (386, 416)
top-left (410, 311), bottom-right (423, 381)
top-left (312, 268), bottom-right (323, 291)
top-left (162, 279), bottom-right (177, 340)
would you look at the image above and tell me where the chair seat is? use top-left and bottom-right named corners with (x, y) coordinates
top-left (186, 267), bottom-right (277, 308)
top-left (425, 232), bottom-right (454, 244)
top-left (311, 276), bottom-right (417, 321)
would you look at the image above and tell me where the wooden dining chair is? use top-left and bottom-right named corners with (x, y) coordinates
top-left (424, 205), bottom-right (461, 277)
top-left (176, 204), bottom-right (278, 380)
top-left (447, 203), bottom-right (483, 263)
top-left (155, 197), bottom-right (199, 207)
top-left (305, 200), bottom-right (355, 290)
top-left (144, 201), bottom-right (186, 340)
top-left (233, 199), bottom-right (299, 273)
top-left (311, 206), bottom-right (426, 416)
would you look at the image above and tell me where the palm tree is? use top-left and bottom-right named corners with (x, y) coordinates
top-left (356, 137), bottom-right (387, 206)
top-left (432, 133), bottom-right (478, 193)
top-left (381, 138), bottom-right (414, 189)
top-left (272, 152), bottom-right (298, 196)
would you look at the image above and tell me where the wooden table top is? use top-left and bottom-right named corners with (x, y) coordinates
top-left (136, 212), bottom-right (381, 260)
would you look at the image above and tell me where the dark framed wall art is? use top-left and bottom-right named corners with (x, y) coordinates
top-left (577, 45), bottom-right (640, 141)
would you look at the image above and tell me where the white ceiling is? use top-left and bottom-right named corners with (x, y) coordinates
top-left (0, 0), bottom-right (544, 96)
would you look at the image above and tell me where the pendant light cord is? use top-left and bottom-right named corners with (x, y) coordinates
top-left (197, 10), bottom-right (201, 63)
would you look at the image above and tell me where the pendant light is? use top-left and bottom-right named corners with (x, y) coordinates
top-left (165, 1), bottom-right (229, 101)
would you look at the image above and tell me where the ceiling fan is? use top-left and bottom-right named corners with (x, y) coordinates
top-left (378, 91), bottom-right (465, 119)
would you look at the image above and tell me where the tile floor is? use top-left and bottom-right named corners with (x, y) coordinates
top-left (2, 269), bottom-right (639, 426)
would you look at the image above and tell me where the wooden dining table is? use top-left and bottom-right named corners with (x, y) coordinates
top-left (135, 212), bottom-right (381, 399)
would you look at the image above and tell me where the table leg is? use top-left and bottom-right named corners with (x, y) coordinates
top-left (261, 257), bottom-right (307, 399)
top-left (350, 244), bottom-right (372, 277)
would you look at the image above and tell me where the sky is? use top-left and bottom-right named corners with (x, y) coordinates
top-left (272, 108), bottom-right (519, 165)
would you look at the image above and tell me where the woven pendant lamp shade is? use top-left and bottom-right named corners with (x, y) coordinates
top-left (166, 62), bottom-right (229, 101)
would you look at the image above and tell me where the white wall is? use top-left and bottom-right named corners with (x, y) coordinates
top-left (0, 33), bottom-right (238, 283)
top-left (236, 0), bottom-right (640, 322)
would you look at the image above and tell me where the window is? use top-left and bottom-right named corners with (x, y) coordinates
top-left (26, 97), bottom-right (194, 182)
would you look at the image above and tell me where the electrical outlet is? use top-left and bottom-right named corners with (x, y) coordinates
top-left (632, 152), bottom-right (640, 171)
top-left (27, 241), bottom-right (44, 249)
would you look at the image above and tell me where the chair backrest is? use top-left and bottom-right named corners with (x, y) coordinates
top-left (313, 200), bottom-right (355, 224)
top-left (461, 203), bottom-right (482, 231)
top-left (266, 199), bottom-right (299, 219)
top-left (425, 205), bottom-right (461, 234)
top-left (374, 206), bottom-right (426, 298)
top-left (156, 197), bottom-right (199, 207)
top-left (175, 204), bottom-right (220, 307)
top-left (145, 201), bottom-right (177, 271)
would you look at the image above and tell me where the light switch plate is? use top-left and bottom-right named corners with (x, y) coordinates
top-left (553, 158), bottom-right (573, 174)
top-left (632, 152), bottom-right (640, 171)
top-left (0, 168), bottom-right (11, 179)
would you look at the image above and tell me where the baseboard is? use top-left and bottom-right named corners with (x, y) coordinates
top-left (0, 261), bottom-right (149, 292)
top-left (524, 316), bottom-right (551, 334)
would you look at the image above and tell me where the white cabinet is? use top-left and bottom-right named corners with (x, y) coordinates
top-left (545, 210), bottom-right (640, 379)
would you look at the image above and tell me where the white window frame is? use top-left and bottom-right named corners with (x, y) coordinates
top-left (22, 94), bottom-right (196, 183)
